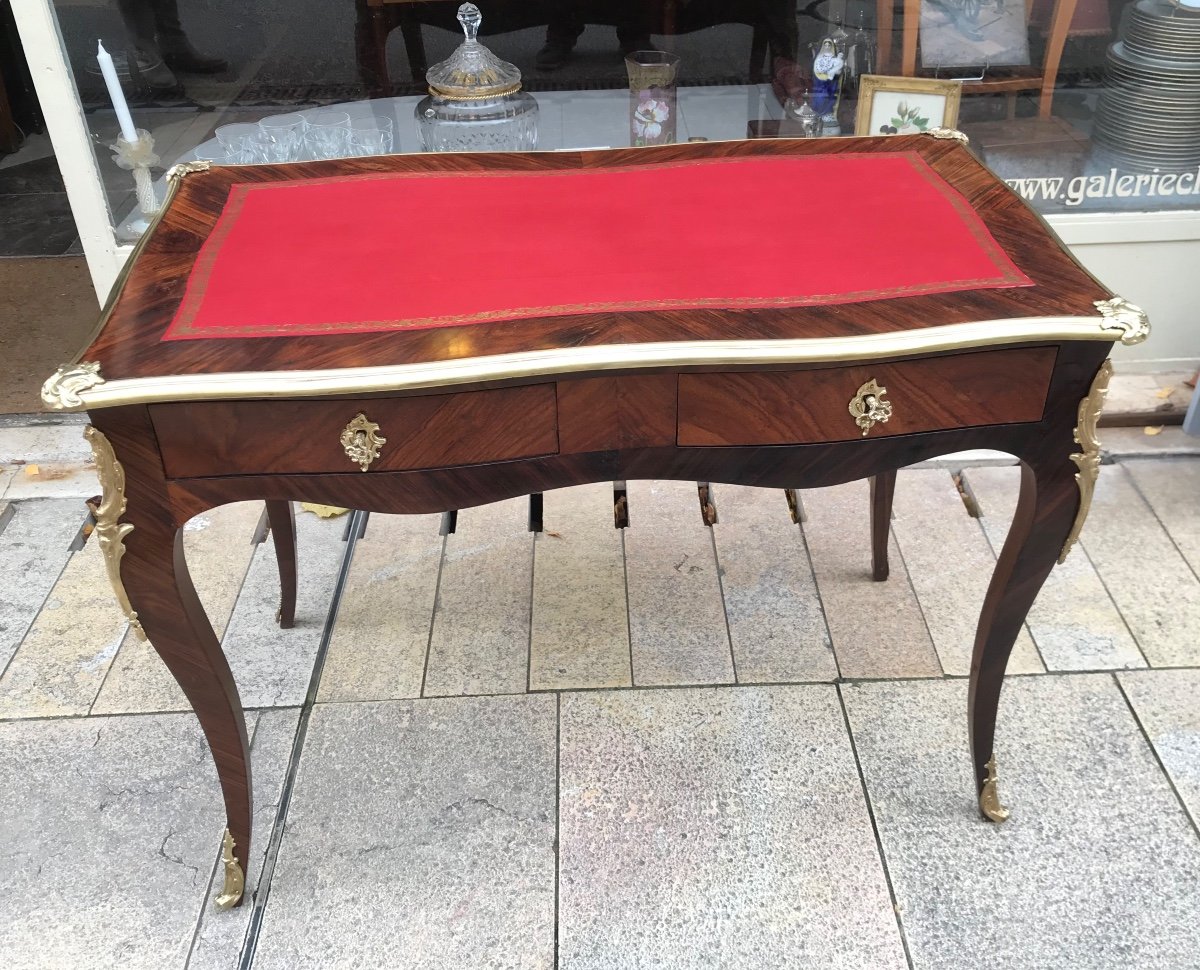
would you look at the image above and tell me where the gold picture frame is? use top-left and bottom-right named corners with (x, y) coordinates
top-left (854, 76), bottom-right (963, 137)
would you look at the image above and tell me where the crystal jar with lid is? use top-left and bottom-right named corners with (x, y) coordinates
top-left (415, 3), bottom-right (539, 152)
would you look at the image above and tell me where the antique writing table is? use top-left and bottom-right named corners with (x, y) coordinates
top-left (43, 134), bottom-right (1148, 911)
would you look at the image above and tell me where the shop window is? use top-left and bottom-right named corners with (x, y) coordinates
top-left (33, 0), bottom-right (1200, 236)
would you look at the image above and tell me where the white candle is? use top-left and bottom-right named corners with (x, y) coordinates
top-left (96, 41), bottom-right (139, 143)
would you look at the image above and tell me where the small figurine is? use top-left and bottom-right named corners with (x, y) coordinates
top-left (811, 37), bottom-right (845, 135)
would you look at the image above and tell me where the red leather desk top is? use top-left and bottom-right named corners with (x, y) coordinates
top-left (164, 151), bottom-right (1031, 342)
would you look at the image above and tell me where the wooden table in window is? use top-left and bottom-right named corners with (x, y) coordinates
top-left (42, 134), bottom-right (1148, 911)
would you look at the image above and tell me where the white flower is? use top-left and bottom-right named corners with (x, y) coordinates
top-left (634, 98), bottom-right (670, 139)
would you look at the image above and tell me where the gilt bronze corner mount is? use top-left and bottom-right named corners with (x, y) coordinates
top-left (1095, 297), bottom-right (1150, 346)
top-left (42, 361), bottom-right (104, 411)
top-left (927, 127), bottom-right (970, 145)
top-left (1059, 359), bottom-right (1113, 564)
top-left (166, 160), bottom-right (212, 183)
top-left (84, 426), bottom-right (147, 641)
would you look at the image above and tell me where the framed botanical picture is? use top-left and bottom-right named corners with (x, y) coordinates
top-left (854, 76), bottom-right (963, 137)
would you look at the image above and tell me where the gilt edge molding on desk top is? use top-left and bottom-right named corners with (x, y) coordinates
top-left (43, 309), bottom-right (1147, 411)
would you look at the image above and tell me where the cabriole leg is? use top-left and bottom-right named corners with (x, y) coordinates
top-left (265, 500), bottom-right (297, 629)
top-left (968, 459), bottom-right (1078, 822)
top-left (87, 422), bottom-right (252, 909)
top-left (869, 470), bottom-right (896, 581)
top-left (129, 527), bottom-right (253, 906)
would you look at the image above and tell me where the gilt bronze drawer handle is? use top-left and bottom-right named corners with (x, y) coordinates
top-left (340, 412), bottom-right (387, 471)
top-left (849, 379), bottom-right (893, 436)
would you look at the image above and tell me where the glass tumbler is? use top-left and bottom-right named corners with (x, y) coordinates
top-left (349, 117), bottom-right (394, 156)
top-left (304, 110), bottom-right (352, 160)
top-left (215, 123), bottom-right (267, 163)
top-left (191, 147), bottom-right (232, 165)
top-left (258, 113), bottom-right (306, 162)
top-left (625, 51), bottom-right (680, 147)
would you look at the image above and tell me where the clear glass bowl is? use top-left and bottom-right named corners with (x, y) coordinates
top-left (416, 91), bottom-right (539, 152)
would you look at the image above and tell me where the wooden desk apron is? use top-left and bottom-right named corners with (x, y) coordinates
top-left (42, 134), bottom-right (1148, 911)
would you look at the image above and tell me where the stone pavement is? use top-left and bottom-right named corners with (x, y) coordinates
top-left (1, 424), bottom-right (1200, 969)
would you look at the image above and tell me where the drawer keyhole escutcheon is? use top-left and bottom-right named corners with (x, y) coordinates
top-left (849, 379), bottom-right (893, 437)
top-left (340, 412), bottom-right (387, 471)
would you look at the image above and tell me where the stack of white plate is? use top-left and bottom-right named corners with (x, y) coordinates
top-left (1095, 0), bottom-right (1200, 171)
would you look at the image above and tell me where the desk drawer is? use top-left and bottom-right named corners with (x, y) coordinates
top-left (151, 384), bottom-right (558, 478)
top-left (677, 347), bottom-right (1056, 447)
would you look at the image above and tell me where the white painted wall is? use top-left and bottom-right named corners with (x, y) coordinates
top-left (1051, 211), bottom-right (1200, 370)
top-left (10, 0), bottom-right (127, 301)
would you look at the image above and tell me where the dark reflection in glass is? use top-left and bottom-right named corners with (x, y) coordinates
top-left (17, 0), bottom-right (1199, 224)
top-left (357, 1), bottom-right (800, 97)
top-left (114, 0), bottom-right (227, 94)
top-left (536, 2), bottom-right (655, 71)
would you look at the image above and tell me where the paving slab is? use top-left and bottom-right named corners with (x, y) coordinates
top-left (1102, 370), bottom-right (1195, 421)
top-left (0, 422), bottom-right (92, 464)
top-left (187, 708), bottom-right (300, 970)
top-left (92, 502), bottom-right (266, 714)
top-left (624, 480), bottom-right (734, 687)
top-left (90, 505), bottom-right (342, 713)
top-left (710, 485), bottom-right (837, 683)
top-left (963, 466), bottom-right (1145, 671)
top-left (909, 449), bottom-right (1015, 469)
top-left (1101, 426), bottom-right (1200, 458)
top-left (0, 465), bottom-right (14, 499)
top-left (1118, 668), bottom-right (1200, 830)
top-left (530, 483), bottom-right (631, 691)
top-left (0, 461), bottom-right (99, 499)
top-left (220, 509), bottom-right (348, 708)
top-left (558, 686), bottom-right (907, 970)
top-left (251, 695), bottom-right (556, 970)
top-left (843, 675), bottom-right (1200, 970)
top-left (890, 469), bottom-right (1043, 676)
top-left (1080, 464), bottom-right (1200, 666)
top-left (0, 710), bottom-right (278, 970)
top-left (0, 497), bottom-right (83, 671)
top-left (802, 480), bottom-right (942, 679)
top-left (0, 535), bottom-right (129, 718)
top-left (1103, 370), bottom-right (1160, 416)
top-left (1123, 458), bottom-right (1200, 577)
top-left (423, 498), bottom-right (534, 697)
top-left (317, 512), bottom-right (443, 702)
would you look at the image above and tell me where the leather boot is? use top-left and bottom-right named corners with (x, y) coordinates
top-left (131, 47), bottom-right (183, 95)
top-left (535, 37), bottom-right (576, 71)
top-left (152, 0), bottom-right (229, 73)
top-left (161, 41), bottom-right (229, 74)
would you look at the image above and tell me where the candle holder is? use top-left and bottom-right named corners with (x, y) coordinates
top-left (109, 128), bottom-right (161, 238)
